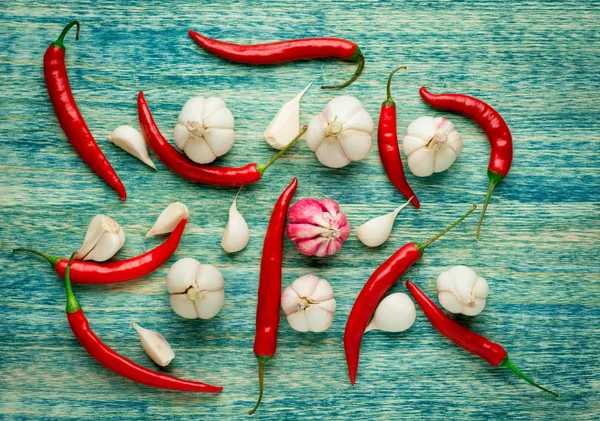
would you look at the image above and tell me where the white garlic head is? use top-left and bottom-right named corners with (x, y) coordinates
top-left (402, 116), bottom-right (463, 177)
top-left (281, 275), bottom-right (336, 332)
top-left (437, 265), bottom-right (489, 316)
top-left (173, 96), bottom-right (235, 164)
top-left (366, 293), bottom-right (416, 333)
top-left (166, 258), bottom-right (224, 319)
top-left (306, 95), bottom-right (374, 168)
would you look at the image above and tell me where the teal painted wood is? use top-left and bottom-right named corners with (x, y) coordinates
top-left (0, 0), bottom-right (598, 419)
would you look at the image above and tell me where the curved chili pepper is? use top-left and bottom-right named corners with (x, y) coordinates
top-left (378, 67), bottom-right (419, 208)
top-left (188, 30), bottom-right (364, 90)
top-left (419, 87), bottom-right (513, 239)
top-left (138, 92), bottom-right (306, 187)
top-left (61, 254), bottom-right (222, 392)
top-left (13, 219), bottom-right (187, 284)
top-left (344, 204), bottom-right (477, 385)
top-left (406, 281), bottom-right (558, 397)
top-left (44, 21), bottom-right (126, 201)
top-left (249, 178), bottom-right (298, 415)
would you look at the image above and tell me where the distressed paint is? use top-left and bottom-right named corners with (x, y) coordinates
top-left (0, 0), bottom-right (599, 420)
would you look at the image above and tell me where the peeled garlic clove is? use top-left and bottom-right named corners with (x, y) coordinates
top-left (356, 197), bottom-right (412, 247)
top-left (281, 275), bottom-right (336, 332)
top-left (264, 79), bottom-right (314, 150)
top-left (221, 191), bottom-right (249, 253)
top-left (76, 215), bottom-right (125, 262)
top-left (366, 293), bottom-right (416, 333)
top-left (108, 125), bottom-right (156, 169)
top-left (146, 202), bottom-right (189, 238)
top-left (166, 258), bottom-right (225, 319)
top-left (437, 265), bottom-right (489, 316)
top-left (132, 322), bottom-right (174, 367)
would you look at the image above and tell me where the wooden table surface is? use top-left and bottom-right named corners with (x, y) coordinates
top-left (1, 1), bottom-right (598, 419)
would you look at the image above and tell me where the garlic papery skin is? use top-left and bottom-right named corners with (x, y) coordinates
top-left (166, 258), bottom-right (224, 319)
top-left (132, 322), bottom-right (174, 367)
top-left (173, 96), bottom-right (235, 164)
top-left (356, 197), bottom-right (413, 247)
top-left (75, 215), bottom-right (125, 262)
top-left (281, 275), bottom-right (336, 332)
top-left (221, 191), bottom-right (249, 253)
top-left (286, 198), bottom-right (350, 257)
top-left (437, 265), bottom-right (489, 316)
top-left (402, 116), bottom-right (463, 177)
top-left (264, 79), bottom-right (314, 150)
top-left (108, 125), bottom-right (156, 169)
top-left (365, 293), bottom-right (416, 333)
top-left (146, 202), bottom-right (189, 238)
top-left (306, 95), bottom-right (374, 168)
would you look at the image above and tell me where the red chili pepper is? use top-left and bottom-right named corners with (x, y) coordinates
top-left (44, 21), bottom-right (126, 201)
top-left (344, 204), bottom-right (477, 385)
top-left (419, 87), bottom-right (513, 239)
top-left (406, 281), bottom-right (558, 397)
top-left (138, 92), bottom-right (306, 187)
top-left (188, 30), bottom-right (364, 90)
top-left (13, 219), bottom-right (187, 284)
top-left (378, 67), bottom-right (420, 208)
top-left (249, 178), bottom-right (298, 415)
top-left (62, 254), bottom-right (222, 392)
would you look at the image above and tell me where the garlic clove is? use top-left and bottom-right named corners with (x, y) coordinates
top-left (146, 202), bottom-right (189, 238)
top-left (202, 97), bottom-right (227, 120)
top-left (433, 145), bottom-right (458, 173)
top-left (281, 286), bottom-right (301, 315)
top-left (177, 97), bottom-right (205, 126)
top-left (204, 127), bottom-right (235, 157)
top-left (402, 135), bottom-right (427, 157)
top-left (290, 274), bottom-right (320, 298)
top-left (286, 311), bottom-right (310, 332)
top-left (337, 129), bottom-right (372, 162)
top-left (438, 291), bottom-right (466, 314)
top-left (295, 236), bottom-right (329, 257)
top-left (446, 130), bottom-right (463, 154)
top-left (356, 197), bottom-right (412, 247)
top-left (108, 125), bottom-right (156, 169)
top-left (407, 148), bottom-right (435, 177)
top-left (196, 264), bottom-right (225, 291)
top-left (287, 199), bottom-right (330, 227)
top-left (305, 305), bottom-right (334, 332)
top-left (132, 322), bottom-right (175, 367)
top-left (203, 104), bottom-right (234, 129)
top-left (286, 223), bottom-right (330, 241)
top-left (406, 116), bottom-right (436, 140)
top-left (170, 294), bottom-right (200, 319)
top-left (184, 137), bottom-right (217, 164)
top-left (173, 123), bottom-right (190, 150)
top-left (315, 136), bottom-right (351, 168)
top-left (76, 215), bottom-right (125, 262)
top-left (166, 257), bottom-right (200, 293)
top-left (366, 293), bottom-right (416, 333)
top-left (264, 79), bottom-right (314, 150)
top-left (221, 192), bottom-right (250, 253)
top-left (305, 113), bottom-right (328, 151)
top-left (308, 277), bottom-right (334, 302)
top-left (194, 289), bottom-right (225, 319)
top-left (322, 95), bottom-right (363, 123)
top-left (318, 298), bottom-right (337, 313)
top-left (343, 108), bottom-right (374, 133)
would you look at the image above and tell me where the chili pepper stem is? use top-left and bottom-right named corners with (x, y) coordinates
top-left (249, 356), bottom-right (270, 415)
top-left (256, 125), bottom-right (307, 175)
top-left (12, 248), bottom-right (61, 267)
top-left (64, 252), bottom-right (81, 313)
top-left (383, 66), bottom-right (407, 106)
top-left (52, 20), bottom-right (80, 49)
top-left (417, 204), bottom-right (477, 253)
top-left (321, 48), bottom-right (365, 89)
top-left (500, 357), bottom-right (559, 397)
top-left (475, 171), bottom-right (503, 240)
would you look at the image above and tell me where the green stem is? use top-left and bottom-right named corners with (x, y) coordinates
top-left (417, 204), bottom-right (477, 253)
top-left (248, 356), bottom-right (270, 415)
top-left (52, 20), bottom-right (80, 49)
top-left (256, 125), bottom-right (307, 176)
top-left (12, 248), bottom-right (62, 267)
top-left (384, 66), bottom-right (406, 106)
top-left (321, 48), bottom-right (365, 89)
top-left (475, 170), bottom-right (503, 240)
top-left (501, 357), bottom-right (559, 397)
top-left (65, 252), bottom-right (81, 313)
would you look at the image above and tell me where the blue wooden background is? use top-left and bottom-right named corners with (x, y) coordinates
top-left (0, 0), bottom-right (598, 419)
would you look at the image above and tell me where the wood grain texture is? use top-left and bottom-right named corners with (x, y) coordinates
top-left (1, 0), bottom-right (599, 419)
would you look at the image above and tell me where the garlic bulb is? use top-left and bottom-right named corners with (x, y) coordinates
top-left (402, 116), bottom-right (463, 177)
top-left (356, 197), bottom-right (413, 247)
top-left (437, 265), bottom-right (489, 316)
top-left (108, 125), bottom-right (156, 169)
top-left (75, 215), bottom-right (125, 262)
top-left (366, 293), bottom-right (416, 333)
top-left (221, 191), bottom-right (249, 253)
top-left (264, 79), bottom-right (314, 150)
top-left (146, 202), bottom-right (189, 238)
top-left (286, 198), bottom-right (350, 257)
top-left (306, 95), bottom-right (374, 168)
top-left (173, 96), bottom-right (235, 164)
top-left (166, 258), bottom-right (224, 319)
top-left (132, 322), bottom-right (174, 367)
top-left (281, 275), bottom-right (336, 332)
